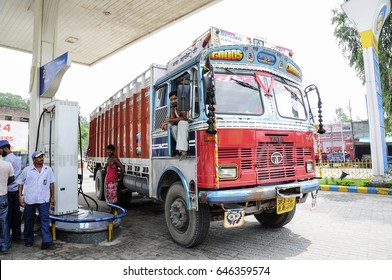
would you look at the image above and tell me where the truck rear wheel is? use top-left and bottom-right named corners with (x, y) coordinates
top-left (165, 182), bottom-right (210, 248)
top-left (254, 205), bottom-right (296, 228)
top-left (117, 181), bottom-right (132, 207)
top-left (95, 169), bottom-right (106, 201)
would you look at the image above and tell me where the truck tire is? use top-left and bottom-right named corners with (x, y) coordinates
top-left (254, 205), bottom-right (296, 228)
top-left (165, 182), bottom-right (210, 248)
top-left (117, 181), bottom-right (132, 207)
top-left (95, 169), bottom-right (106, 201)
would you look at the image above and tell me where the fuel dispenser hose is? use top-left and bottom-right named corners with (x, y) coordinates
top-left (77, 114), bottom-right (99, 211)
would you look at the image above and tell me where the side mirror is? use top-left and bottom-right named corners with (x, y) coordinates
top-left (177, 84), bottom-right (191, 111)
top-left (304, 84), bottom-right (325, 134)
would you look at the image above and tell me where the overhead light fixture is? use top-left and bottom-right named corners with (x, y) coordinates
top-left (65, 37), bottom-right (78, 44)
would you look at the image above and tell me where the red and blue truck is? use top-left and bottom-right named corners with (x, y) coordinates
top-left (87, 27), bottom-right (325, 247)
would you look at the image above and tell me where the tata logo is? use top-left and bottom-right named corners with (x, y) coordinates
top-left (270, 136), bottom-right (285, 142)
top-left (271, 152), bottom-right (283, 165)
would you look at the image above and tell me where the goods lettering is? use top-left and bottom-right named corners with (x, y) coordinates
top-left (210, 49), bottom-right (243, 61)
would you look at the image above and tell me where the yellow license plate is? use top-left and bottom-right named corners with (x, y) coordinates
top-left (276, 197), bottom-right (296, 214)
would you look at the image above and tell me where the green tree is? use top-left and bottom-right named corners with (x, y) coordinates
top-left (0, 92), bottom-right (29, 109)
top-left (332, 6), bottom-right (392, 133)
top-left (0, 91), bottom-right (89, 154)
top-left (78, 115), bottom-right (89, 154)
top-left (334, 107), bottom-right (350, 123)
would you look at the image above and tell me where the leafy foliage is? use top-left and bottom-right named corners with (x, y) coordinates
top-left (0, 92), bottom-right (29, 109)
top-left (320, 177), bottom-right (370, 187)
top-left (332, 8), bottom-right (392, 133)
top-left (334, 107), bottom-right (350, 123)
top-left (0, 91), bottom-right (89, 153)
top-left (78, 115), bottom-right (89, 153)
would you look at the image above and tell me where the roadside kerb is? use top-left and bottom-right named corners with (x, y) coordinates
top-left (319, 184), bottom-right (392, 195)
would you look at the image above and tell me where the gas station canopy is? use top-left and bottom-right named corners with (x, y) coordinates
top-left (0, 0), bottom-right (219, 66)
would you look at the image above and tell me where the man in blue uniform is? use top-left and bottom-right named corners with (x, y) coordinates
top-left (17, 151), bottom-right (55, 250)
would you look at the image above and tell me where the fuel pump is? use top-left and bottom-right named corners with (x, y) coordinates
top-left (40, 99), bottom-right (79, 215)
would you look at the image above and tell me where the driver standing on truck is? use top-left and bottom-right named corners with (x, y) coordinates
top-left (105, 144), bottom-right (124, 204)
top-left (161, 91), bottom-right (189, 161)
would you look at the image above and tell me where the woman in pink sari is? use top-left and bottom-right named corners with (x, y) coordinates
top-left (105, 144), bottom-right (124, 204)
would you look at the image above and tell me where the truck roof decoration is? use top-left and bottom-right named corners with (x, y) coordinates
top-left (167, 27), bottom-right (299, 81)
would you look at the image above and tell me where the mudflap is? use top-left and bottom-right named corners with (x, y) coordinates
top-left (310, 189), bottom-right (318, 210)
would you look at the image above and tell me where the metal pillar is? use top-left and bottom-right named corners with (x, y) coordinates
top-left (29, 0), bottom-right (59, 154)
top-left (342, 0), bottom-right (390, 179)
top-left (347, 100), bottom-right (356, 159)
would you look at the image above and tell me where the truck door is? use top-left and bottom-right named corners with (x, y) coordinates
top-left (152, 85), bottom-right (170, 157)
top-left (152, 70), bottom-right (199, 158)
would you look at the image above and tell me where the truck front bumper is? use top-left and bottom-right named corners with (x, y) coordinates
top-left (198, 179), bottom-right (319, 204)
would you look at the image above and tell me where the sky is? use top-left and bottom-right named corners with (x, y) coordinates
top-left (0, 0), bottom-right (368, 123)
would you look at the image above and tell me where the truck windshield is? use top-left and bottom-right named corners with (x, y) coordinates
top-left (255, 72), bottom-right (307, 120)
top-left (213, 73), bottom-right (263, 115)
top-left (273, 78), bottom-right (306, 120)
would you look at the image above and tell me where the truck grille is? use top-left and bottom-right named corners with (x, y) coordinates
top-left (296, 147), bottom-right (312, 166)
top-left (256, 142), bottom-right (295, 180)
top-left (218, 142), bottom-right (308, 182)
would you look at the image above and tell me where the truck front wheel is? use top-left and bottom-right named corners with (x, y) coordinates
top-left (254, 205), bottom-right (296, 228)
top-left (165, 182), bottom-right (210, 248)
top-left (95, 169), bottom-right (106, 201)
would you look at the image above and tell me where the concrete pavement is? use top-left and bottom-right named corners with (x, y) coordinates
top-left (1, 170), bottom-right (392, 260)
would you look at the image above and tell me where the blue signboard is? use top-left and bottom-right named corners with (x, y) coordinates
top-left (39, 52), bottom-right (71, 97)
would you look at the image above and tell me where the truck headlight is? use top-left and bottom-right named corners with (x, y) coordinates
top-left (306, 160), bottom-right (314, 173)
top-left (218, 166), bottom-right (238, 180)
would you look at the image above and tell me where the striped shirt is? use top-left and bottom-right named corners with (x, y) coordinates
top-left (3, 153), bottom-right (21, 192)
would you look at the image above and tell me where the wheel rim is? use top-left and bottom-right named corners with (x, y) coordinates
top-left (95, 171), bottom-right (101, 194)
top-left (95, 179), bottom-right (100, 193)
top-left (169, 197), bottom-right (189, 232)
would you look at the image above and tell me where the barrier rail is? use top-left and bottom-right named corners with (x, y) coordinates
top-left (50, 203), bottom-right (127, 242)
top-left (316, 160), bottom-right (374, 179)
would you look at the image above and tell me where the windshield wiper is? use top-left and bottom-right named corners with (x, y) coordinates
top-left (233, 79), bottom-right (259, 91)
top-left (224, 68), bottom-right (259, 91)
top-left (280, 77), bottom-right (304, 106)
top-left (284, 85), bottom-right (304, 105)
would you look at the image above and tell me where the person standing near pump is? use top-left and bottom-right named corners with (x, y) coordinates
top-left (17, 151), bottom-right (55, 250)
top-left (161, 91), bottom-right (189, 161)
top-left (0, 154), bottom-right (14, 253)
top-left (105, 144), bottom-right (124, 204)
top-left (0, 140), bottom-right (22, 241)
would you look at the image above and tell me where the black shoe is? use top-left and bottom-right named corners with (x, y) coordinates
top-left (25, 242), bottom-right (34, 247)
top-left (11, 236), bottom-right (21, 241)
top-left (41, 243), bottom-right (52, 250)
